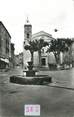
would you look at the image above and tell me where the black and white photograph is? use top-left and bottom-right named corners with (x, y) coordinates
top-left (0, 0), bottom-right (74, 117)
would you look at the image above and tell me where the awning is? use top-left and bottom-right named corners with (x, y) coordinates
top-left (5, 59), bottom-right (9, 63)
top-left (0, 58), bottom-right (5, 61)
top-left (0, 58), bottom-right (9, 63)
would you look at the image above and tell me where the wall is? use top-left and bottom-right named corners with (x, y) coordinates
top-left (0, 22), bottom-right (11, 69)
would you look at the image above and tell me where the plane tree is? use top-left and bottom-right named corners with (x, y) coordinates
top-left (47, 38), bottom-right (73, 65)
top-left (24, 39), bottom-right (49, 66)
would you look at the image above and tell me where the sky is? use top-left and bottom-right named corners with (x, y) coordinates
top-left (0, 0), bottom-right (74, 54)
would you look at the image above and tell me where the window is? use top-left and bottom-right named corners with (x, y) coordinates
top-left (27, 33), bottom-right (29, 38)
top-left (6, 39), bottom-right (9, 54)
top-left (0, 36), bottom-right (1, 48)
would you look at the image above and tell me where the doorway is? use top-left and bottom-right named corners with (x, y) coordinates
top-left (41, 58), bottom-right (46, 66)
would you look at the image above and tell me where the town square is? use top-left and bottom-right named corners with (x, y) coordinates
top-left (0, 0), bottom-right (74, 117)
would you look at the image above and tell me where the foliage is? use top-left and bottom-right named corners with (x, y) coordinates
top-left (24, 39), bottom-right (49, 63)
top-left (47, 38), bottom-right (73, 64)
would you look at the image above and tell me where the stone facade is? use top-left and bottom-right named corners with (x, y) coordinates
top-left (10, 43), bottom-right (15, 68)
top-left (15, 52), bottom-right (23, 68)
top-left (23, 20), bottom-right (56, 69)
top-left (32, 31), bottom-right (56, 68)
top-left (71, 40), bottom-right (74, 67)
top-left (0, 21), bottom-right (14, 69)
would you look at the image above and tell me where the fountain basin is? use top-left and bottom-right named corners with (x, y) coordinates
top-left (10, 75), bottom-right (52, 85)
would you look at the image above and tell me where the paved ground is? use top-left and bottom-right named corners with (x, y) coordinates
top-left (0, 68), bottom-right (74, 117)
top-left (39, 68), bottom-right (74, 90)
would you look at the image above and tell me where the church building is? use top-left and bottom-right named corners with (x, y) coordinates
top-left (23, 19), bottom-right (56, 69)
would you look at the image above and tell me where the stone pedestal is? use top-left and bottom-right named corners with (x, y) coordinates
top-left (25, 70), bottom-right (36, 77)
top-left (23, 61), bottom-right (38, 77)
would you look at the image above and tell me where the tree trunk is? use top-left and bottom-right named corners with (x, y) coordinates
top-left (31, 52), bottom-right (33, 63)
top-left (38, 50), bottom-right (41, 68)
top-left (54, 52), bottom-right (60, 65)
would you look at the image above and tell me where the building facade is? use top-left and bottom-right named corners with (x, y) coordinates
top-left (0, 21), bottom-right (14, 69)
top-left (23, 19), bottom-right (74, 69)
top-left (23, 20), bottom-right (56, 69)
top-left (32, 31), bottom-right (56, 68)
top-left (10, 43), bottom-right (15, 68)
top-left (15, 52), bottom-right (23, 68)
top-left (71, 39), bottom-right (74, 67)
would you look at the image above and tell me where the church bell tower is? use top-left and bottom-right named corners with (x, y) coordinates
top-left (23, 18), bottom-right (32, 68)
top-left (24, 17), bottom-right (32, 44)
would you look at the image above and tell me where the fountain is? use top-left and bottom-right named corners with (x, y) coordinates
top-left (10, 61), bottom-right (52, 85)
top-left (23, 61), bottom-right (37, 77)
